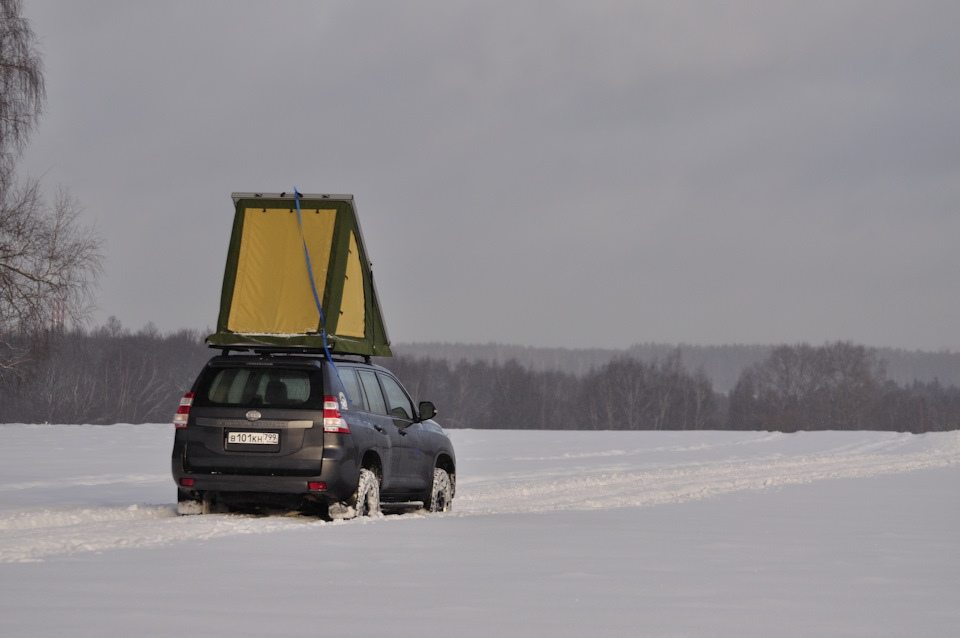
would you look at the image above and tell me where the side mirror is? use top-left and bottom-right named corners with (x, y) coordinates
top-left (418, 401), bottom-right (437, 421)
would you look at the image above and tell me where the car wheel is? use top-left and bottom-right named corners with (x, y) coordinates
top-left (427, 468), bottom-right (453, 513)
top-left (177, 498), bottom-right (202, 516)
top-left (177, 489), bottom-right (203, 515)
top-left (178, 489), bottom-right (224, 515)
top-left (354, 468), bottom-right (381, 518)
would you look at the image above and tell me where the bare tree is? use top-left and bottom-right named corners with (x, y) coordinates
top-left (727, 342), bottom-right (887, 431)
top-left (0, 0), bottom-right (45, 185)
top-left (0, 182), bottom-right (102, 371)
top-left (0, 2), bottom-right (103, 375)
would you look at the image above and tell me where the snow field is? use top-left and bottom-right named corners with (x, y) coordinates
top-left (1, 424), bottom-right (958, 636)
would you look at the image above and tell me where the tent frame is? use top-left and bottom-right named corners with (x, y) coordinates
top-left (206, 192), bottom-right (392, 357)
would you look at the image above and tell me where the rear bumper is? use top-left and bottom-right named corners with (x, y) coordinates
top-left (171, 441), bottom-right (358, 502)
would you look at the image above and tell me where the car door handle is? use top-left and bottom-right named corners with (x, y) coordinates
top-left (374, 424), bottom-right (386, 434)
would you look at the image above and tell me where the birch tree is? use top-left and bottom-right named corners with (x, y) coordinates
top-left (0, 0), bottom-right (102, 374)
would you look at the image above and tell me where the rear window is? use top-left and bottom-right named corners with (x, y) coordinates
top-left (193, 366), bottom-right (322, 409)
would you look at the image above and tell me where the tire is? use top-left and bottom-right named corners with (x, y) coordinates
top-left (177, 489), bottom-right (203, 515)
top-left (427, 468), bottom-right (453, 513)
top-left (353, 468), bottom-right (381, 518)
top-left (177, 489), bottom-right (222, 515)
top-left (177, 498), bottom-right (202, 516)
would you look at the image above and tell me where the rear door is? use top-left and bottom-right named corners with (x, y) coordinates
top-left (378, 372), bottom-right (432, 491)
top-left (355, 368), bottom-right (402, 487)
top-left (184, 362), bottom-right (325, 474)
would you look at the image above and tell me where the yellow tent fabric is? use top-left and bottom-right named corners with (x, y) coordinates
top-left (337, 231), bottom-right (366, 338)
top-left (227, 208), bottom-right (337, 334)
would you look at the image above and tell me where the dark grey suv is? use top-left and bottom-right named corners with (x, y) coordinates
top-left (171, 350), bottom-right (455, 519)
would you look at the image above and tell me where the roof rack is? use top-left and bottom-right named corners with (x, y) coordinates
top-left (207, 343), bottom-right (373, 364)
top-left (230, 192), bottom-right (355, 204)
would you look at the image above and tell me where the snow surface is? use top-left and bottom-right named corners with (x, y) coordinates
top-left (1, 424), bottom-right (959, 637)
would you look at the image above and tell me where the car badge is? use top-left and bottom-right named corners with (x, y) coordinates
top-left (246, 410), bottom-right (262, 421)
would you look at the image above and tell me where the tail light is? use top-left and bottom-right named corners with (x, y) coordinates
top-left (173, 392), bottom-right (195, 429)
top-left (323, 395), bottom-right (350, 433)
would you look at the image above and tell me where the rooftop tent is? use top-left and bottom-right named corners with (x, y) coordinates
top-left (206, 192), bottom-right (392, 357)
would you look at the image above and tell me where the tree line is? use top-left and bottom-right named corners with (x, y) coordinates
top-left (2, 325), bottom-right (958, 433)
top-left (393, 341), bottom-right (960, 394)
top-left (391, 341), bottom-right (960, 433)
top-left (727, 342), bottom-right (960, 433)
top-left (0, 321), bottom-right (208, 424)
top-left (386, 351), bottom-right (719, 431)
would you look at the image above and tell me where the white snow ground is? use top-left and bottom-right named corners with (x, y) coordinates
top-left (1, 424), bottom-right (959, 637)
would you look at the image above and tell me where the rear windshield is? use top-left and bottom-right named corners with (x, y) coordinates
top-left (193, 366), bottom-right (323, 409)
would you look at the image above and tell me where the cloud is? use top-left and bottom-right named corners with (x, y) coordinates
top-left (17, 0), bottom-right (960, 349)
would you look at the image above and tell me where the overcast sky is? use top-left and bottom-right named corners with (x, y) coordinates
top-left (16, 1), bottom-right (960, 350)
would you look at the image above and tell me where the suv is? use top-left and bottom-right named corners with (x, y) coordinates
top-left (171, 350), bottom-right (456, 519)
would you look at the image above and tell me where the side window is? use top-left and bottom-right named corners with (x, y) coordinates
top-left (339, 368), bottom-right (366, 411)
top-left (358, 370), bottom-right (387, 415)
top-left (379, 374), bottom-right (414, 421)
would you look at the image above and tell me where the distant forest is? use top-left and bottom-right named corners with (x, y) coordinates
top-left (2, 322), bottom-right (960, 433)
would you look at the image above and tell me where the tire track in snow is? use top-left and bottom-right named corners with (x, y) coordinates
top-left (1, 430), bottom-right (958, 562)
top-left (454, 437), bottom-right (960, 515)
top-left (0, 505), bottom-right (333, 563)
top-left (0, 474), bottom-right (163, 492)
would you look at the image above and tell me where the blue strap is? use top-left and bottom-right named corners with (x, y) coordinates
top-left (294, 188), bottom-right (350, 402)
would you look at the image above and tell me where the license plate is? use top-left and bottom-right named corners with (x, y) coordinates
top-left (227, 431), bottom-right (279, 445)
